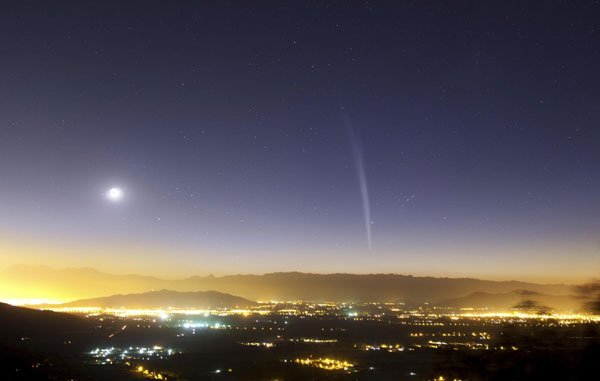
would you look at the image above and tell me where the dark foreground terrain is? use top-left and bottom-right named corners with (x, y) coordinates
top-left (1, 302), bottom-right (598, 380)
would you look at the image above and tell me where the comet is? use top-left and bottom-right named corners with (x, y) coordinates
top-left (343, 114), bottom-right (373, 251)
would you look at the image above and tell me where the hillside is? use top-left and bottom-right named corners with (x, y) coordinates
top-left (39, 289), bottom-right (256, 309)
top-left (0, 302), bottom-right (91, 340)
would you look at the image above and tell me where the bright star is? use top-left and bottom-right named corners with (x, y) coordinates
top-left (106, 187), bottom-right (123, 201)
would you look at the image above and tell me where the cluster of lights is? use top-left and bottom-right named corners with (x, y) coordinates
top-left (135, 365), bottom-right (167, 380)
top-left (360, 341), bottom-right (517, 352)
top-left (294, 357), bottom-right (354, 371)
top-left (454, 312), bottom-right (600, 322)
top-left (181, 322), bottom-right (209, 329)
top-left (88, 346), bottom-right (178, 364)
top-left (180, 321), bottom-right (230, 329)
top-left (39, 302), bottom-right (600, 323)
top-left (290, 338), bottom-right (337, 343)
top-left (363, 344), bottom-right (405, 352)
top-left (44, 306), bottom-right (269, 317)
top-left (239, 341), bottom-right (274, 348)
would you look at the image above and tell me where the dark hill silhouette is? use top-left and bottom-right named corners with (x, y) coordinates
top-left (38, 289), bottom-right (256, 309)
top-left (1, 265), bottom-right (572, 305)
top-left (0, 303), bottom-right (102, 380)
top-left (0, 302), bottom-right (91, 340)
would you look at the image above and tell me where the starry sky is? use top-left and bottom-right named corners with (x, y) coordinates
top-left (1, 1), bottom-right (599, 282)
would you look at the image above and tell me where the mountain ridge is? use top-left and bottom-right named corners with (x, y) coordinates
top-left (36, 289), bottom-right (256, 309)
top-left (436, 290), bottom-right (581, 311)
top-left (1, 264), bottom-right (574, 305)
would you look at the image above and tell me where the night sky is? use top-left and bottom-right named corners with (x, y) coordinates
top-left (1, 1), bottom-right (599, 282)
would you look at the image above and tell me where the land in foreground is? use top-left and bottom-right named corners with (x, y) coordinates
top-left (1, 300), bottom-right (599, 380)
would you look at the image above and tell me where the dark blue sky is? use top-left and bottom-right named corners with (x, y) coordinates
top-left (1, 1), bottom-right (598, 281)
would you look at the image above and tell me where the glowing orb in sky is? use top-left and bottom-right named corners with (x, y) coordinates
top-left (106, 187), bottom-right (123, 201)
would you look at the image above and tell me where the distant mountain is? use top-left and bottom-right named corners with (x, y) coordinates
top-left (40, 290), bottom-right (256, 309)
top-left (436, 290), bottom-right (580, 311)
top-left (1, 265), bottom-right (574, 306)
top-left (195, 272), bottom-right (572, 305)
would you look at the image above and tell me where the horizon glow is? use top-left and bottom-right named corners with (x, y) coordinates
top-left (0, 2), bottom-right (598, 285)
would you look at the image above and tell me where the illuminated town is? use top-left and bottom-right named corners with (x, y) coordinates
top-left (6, 301), bottom-right (588, 379)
